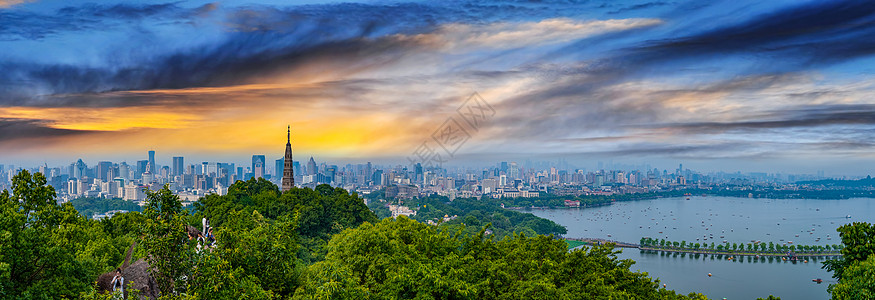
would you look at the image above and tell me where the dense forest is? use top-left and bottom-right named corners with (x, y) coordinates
top-left (70, 197), bottom-right (143, 219)
top-left (1, 170), bottom-right (872, 299)
top-left (382, 194), bottom-right (567, 238)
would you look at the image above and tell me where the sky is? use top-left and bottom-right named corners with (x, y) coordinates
top-left (1, 0), bottom-right (875, 175)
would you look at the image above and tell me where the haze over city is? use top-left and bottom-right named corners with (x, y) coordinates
top-left (2, 0), bottom-right (875, 175)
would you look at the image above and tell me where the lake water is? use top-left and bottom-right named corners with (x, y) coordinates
top-left (530, 196), bottom-right (875, 299)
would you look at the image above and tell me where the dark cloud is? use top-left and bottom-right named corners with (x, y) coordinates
top-left (608, 1), bottom-right (670, 15)
top-left (56, 2), bottom-right (182, 19)
top-left (0, 2), bottom-right (188, 40)
top-left (627, 0), bottom-right (875, 68)
top-left (650, 104), bottom-right (875, 134)
top-left (0, 32), bottom-right (424, 107)
top-left (0, 0), bottom-right (631, 107)
top-left (0, 118), bottom-right (94, 142)
top-left (587, 143), bottom-right (748, 158)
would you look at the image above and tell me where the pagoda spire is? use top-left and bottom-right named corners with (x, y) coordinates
top-left (282, 125), bottom-right (295, 192)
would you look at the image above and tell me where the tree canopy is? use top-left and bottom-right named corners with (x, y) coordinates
top-left (825, 222), bottom-right (875, 299)
top-left (10, 170), bottom-right (869, 299)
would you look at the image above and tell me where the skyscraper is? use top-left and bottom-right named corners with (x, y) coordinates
top-left (173, 157), bottom-right (184, 176)
top-left (307, 157), bottom-right (317, 176)
top-left (73, 159), bottom-right (87, 179)
top-left (275, 158), bottom-right (284, 179)
top-left (282, 126), bottom-right (295, 191)
top-left (148, 150), bottom-right (156, 173)
top-left (251, 155), bottom-right (266, 179)
top-left (136, 160), bottom-right (148, 179)
top-left (96, 161), bottom-right (113, 181)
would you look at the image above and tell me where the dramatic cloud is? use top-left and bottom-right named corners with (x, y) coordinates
top-left (651, 104), bottom-right (875, 134)
top-left (1, 0), bottom-right (874, 173)
top-left (398, 18), bottom-right (663, 51)
top-left (0, 118), bottom-right (95, 142)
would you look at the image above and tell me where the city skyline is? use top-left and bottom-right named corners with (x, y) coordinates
top-left (1, 0), bottom-right (875, 175)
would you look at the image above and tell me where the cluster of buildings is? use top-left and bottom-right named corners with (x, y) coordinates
top-left (0, 131), bottom-right (851, 205)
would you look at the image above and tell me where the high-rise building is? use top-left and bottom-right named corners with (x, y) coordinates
top-left (275, 158), bottom-right (284, 179)
top-left (172, 157), bottom-right (184, 176)
top-left (282, 126), bottom-right (295, 191)
top-left (252, 155), bottom-right (265, 179)
top-left (508, 162), bottom-right (519, 179)
top-left (148, 150), bottom-right (156, 173)
top-left (74, 159), bottom-right (87, 179)
top-left (307, 157), bottom-right (317, 176)
top-left (136, 160), bottom-right (149, 179)
top-left (292, 161), bottom-right (301, 178)
top-left (96, 161), bottom-right (113, 181)
top-left (218, 163), bottom-right (235, 178)
top-left (142, 162), bottom-right (153, 184)
top-left (118, 162), bottom-right (130, 180)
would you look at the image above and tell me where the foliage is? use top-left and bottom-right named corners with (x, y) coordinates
top-left (825, 222), bottom-right (875, 299)
top-left (295, 216), bottom-right (707, 300)
top-left (367, 199), bottom-right (391, 219)
top-left (205, 211), bottom-right (301, 297)
top-left (195, 178), bottom-right (377, 263)
top-left (399, 195), bottom-right (566, 237)
top-left (824, 222), bottom-right (875, 280)
top-left (640, 237), bottom-right (841, 255)
top-left (0, 170), bottom-right (119, 299)
top-left (0, 170), bottom-right (801, 299)
top-left (69, 197), bottom-right (142, 219)
top-left (140, 185), bottom-right (194, 295)
top-left (828, 256), bottom-right (875, 300)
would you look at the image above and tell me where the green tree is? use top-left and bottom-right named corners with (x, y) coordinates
top-left (828, 256), bottom-right (875, 300)
top-left (824, 222), bottom-right (875, 281)
top-left (0, 170), bottom-right (118, 298)
top-left (207, 211), bottom-right (301, 297)
top-left (140, 185), bottom-right (192, 295)
top-left (296, 216), bottom-right (705, 299)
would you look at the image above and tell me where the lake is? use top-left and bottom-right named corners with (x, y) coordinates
top-left (530, 196), bottom-right (875, 299)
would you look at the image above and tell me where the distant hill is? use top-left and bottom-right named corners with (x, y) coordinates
top-left (797, 176), bottom-right (875, 187)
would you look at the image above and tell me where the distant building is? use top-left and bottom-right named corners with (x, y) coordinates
top-left (275, 158), bottom-right (284, 180)
top-left (96, 161), bottom-right (113, 181)
top-left (172, 156), bottom-right (184, 176)
top-left (251, 155), bottom-right (265, 179)
top-left (385, 185), bottom-right (419, 199)
top-left (136, 160), bottom-right (148, 179)
top-left (307, 157), bottom-right (317, 176)
top-left (389, 205), bottom-right (416, 218)
top-left (148, 150), bottom-right (156, 173)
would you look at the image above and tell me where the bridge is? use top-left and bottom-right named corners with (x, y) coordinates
top-left (565, 237), bottom-right (842, 258)
top-left (565, 237), bottom-right (639, 248)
